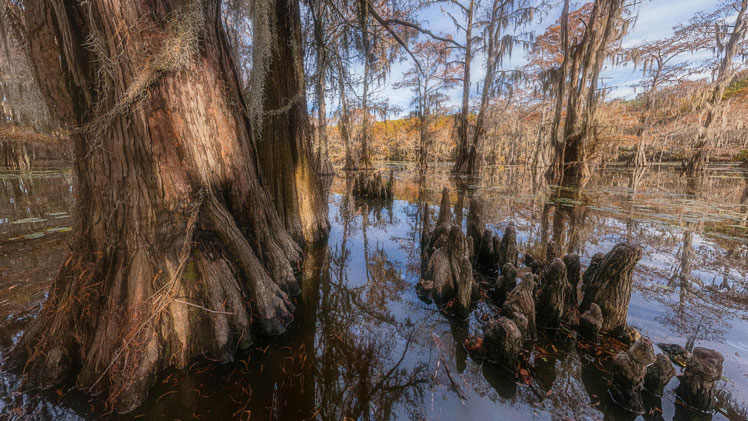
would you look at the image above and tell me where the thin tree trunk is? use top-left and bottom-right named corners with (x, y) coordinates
top-left (7, 0), bottom-right (321, 412)
top-left (453, 0), bottom-right (475, 174)
top-left (336, 52), bottom-right (356, 171)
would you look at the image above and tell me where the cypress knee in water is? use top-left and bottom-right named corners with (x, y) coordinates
top-left (610, 338), bottom-right (656, 414)
top-left (502, 274), bottom-right (536, 341)
top-left (424, 226), bottom-right (475, 319)
top-left (524, 253), bottom-right (542, 274)
top-left (467, 198), bottom-right (484, 253)
top-left (644, 353), bottom-right (676, 397)
top-left (536, 258), bottom-right (569, 329)
top-left (578, 303), bottom-right (603, 341)
top-left (483, 317), bottom-right (523, 371)
top-left (581, 252), bottom-right (604, 292)
top-left (476, 228), bottom-right (496, 269)
top-left (563, 254), bottom-right (581, 324)
top-left (497, 223), bottom-right (518, 268)
top-left (675, 347), bottom-right (724, 412)
top-left (428, 187), bottom-right (453, 253)
top-left (495, 262), bottom-right (518, 304)
top-left (354, 171), bottom-right (393, 201)
top-left (580, 243), bottom-right (643, 334)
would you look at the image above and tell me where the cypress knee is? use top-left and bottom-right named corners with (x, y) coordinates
top-left (563, 254), bottom-right (581, 324)
top-left (536, 258), bottom-right (569, 329)
top-left (580, 243), bottom-right (643, 334)
top-left (578, 303), bottom-right (603, 341)
top-left (610, 338), bottom-right (656, 414)
top-left (467, 198), bottom-right (484, 253)
top-left (483, 317), bottom-right (523, 372)
top-left (581, 252), bottom-right (605, 292)
top-left (503, 274), bottom-right (537, 341)
top-left (498, 223), bottom-right (518, 268)
top-left (675, 347), bottom-right (724, 412)
top-left (644, 353), bottom-right (676, 397)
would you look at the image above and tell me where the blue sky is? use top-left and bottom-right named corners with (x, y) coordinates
top-left (356, 0), bottom-right (721, 117)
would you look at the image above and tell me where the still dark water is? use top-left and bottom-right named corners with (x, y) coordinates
top-left (0, 163), bottom-right (747, 420)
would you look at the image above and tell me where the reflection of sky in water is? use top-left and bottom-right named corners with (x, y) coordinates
top-left (327, 164), bottom-right (747, 419)
top-left (0, 164), bottom-right (746, 419)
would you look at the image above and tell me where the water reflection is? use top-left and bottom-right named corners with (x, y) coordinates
top-left (0, 164), bottom-right (747, 420)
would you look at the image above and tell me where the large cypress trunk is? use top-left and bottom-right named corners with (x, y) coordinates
top-left (258, 0), bottom-right (329, 243)
top-left (7, 0), bottom-right (323, 413)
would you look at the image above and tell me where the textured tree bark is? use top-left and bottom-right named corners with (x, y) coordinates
top-left (562, 254), bottom-right (581, 324)
top-left (467, 197), bottom-right (484, 254)
top-left (675, 347), bottom-right (724, 412)
top-left (258, 0), bottom-right (329, 243)
top-left (425, 226), bottom-right (475, 319)
top-left (578, 303), bottom-right (603, 341)
top-left (502, 274), bottom-right (537, 341)
top-left (6, 0), bottom-right (322, 413)
top-left (483, 317), bottom-right (522, 371)
top-left (497, 223), bottom-right (518, 268)
top-left (536, 258), bottom-right (569, 329)
top-left (581, 252), bottom-right (604, 292)
top-left (580, 243), bottom-right (642, 334)
top-left (495, 262), bottom-right (518, 304)
top-left (610, 338), bottom-right (656, 414)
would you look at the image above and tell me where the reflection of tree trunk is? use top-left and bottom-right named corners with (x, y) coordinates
top-left (626, 167), bottom-right (646, 242)
top-left (7, 1), bottom-right (319, 412)
top-left (258, 0), bottom-right (329, 243)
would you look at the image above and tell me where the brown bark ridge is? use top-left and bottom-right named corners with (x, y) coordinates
top-left (562, 254), bottom-right (581, 324)
top-left (483, 317), bottom-right (522, 372)
top-left (581, 252), bottom-right (604, 292)
top-left (467, 197), bottom-right (484, 255)
top-left (5, 0), bottom-right (321, 413)
top-left (502, 273), bottom-right (537, 341)
top-left (497, 223), bottom-right (518, 268)
top-left (424, 187), bottom-right (453, 258)
top-left (536, 258), bottom-right (569, 329)
top-left (424, 225), bottom-right (475, 319)
top-left (495, 262), bottom-right (517, 304)
top-left (258, 0), bottom-right (329, 243)
top-left (610, 338), bottom-right (656, 414)
top-left (578, 303), bottom-right (603, 341)
top-left (580, 243), bottom-right (642, 334)
top-left (675, 347), bottom-right (724, 412)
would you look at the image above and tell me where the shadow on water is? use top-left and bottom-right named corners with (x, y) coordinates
top-left (0, 163), bottom-right (747, 420)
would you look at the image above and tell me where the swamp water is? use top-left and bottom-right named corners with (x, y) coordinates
top-left (0, 163), bottom-right (746, 420)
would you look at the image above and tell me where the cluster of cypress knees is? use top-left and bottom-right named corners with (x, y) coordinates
top-left (352, 170), bottom-right (394, 202)
top-left (416, 187), bottom-right (725, 415)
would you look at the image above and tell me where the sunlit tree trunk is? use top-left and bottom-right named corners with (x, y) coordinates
top-left (7, 0), bottom-right (325, 412)
top-left (258, 0), bottom-right (329, 243)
